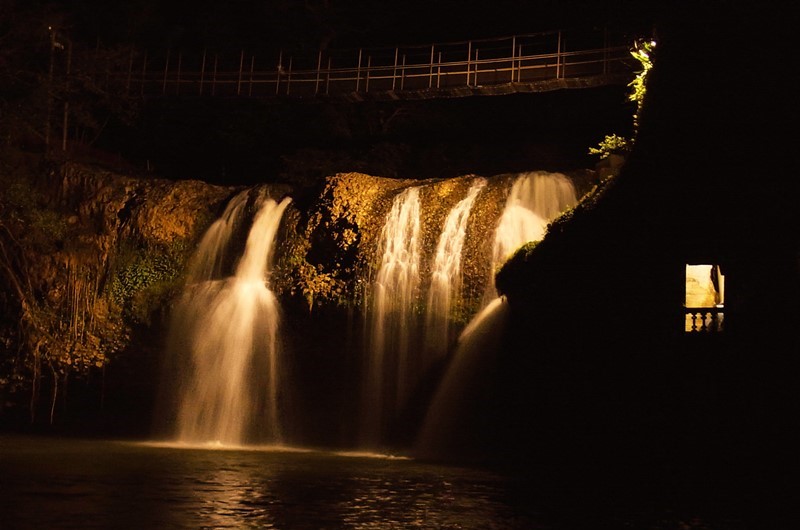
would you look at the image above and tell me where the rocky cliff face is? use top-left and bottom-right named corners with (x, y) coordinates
top-left (1, 160), bottom-right (238, 428)
top-left (0, 158), bottom-right (597, 434)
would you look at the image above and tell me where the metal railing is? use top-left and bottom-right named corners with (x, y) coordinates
top-left (125, 29), bottom-right (638, 100)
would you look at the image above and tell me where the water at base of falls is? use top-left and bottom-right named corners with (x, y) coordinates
top-left (163, 191), bottom-right (291, 447)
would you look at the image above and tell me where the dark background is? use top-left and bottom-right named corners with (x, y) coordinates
top-left (19, 0), bottom-right (657, 186)
top-left (43, 0), bottom-right (659, 51)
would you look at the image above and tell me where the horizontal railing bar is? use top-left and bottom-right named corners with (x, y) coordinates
top-left (137, 54), bottom-right (628, 83)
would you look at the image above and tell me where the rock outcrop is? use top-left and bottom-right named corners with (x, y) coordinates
top-left (0, 160), bottom-right (596, 433)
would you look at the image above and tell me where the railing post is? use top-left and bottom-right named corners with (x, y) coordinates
top-left (140, 51), bottom-right (147, 96)
top-left (212, 53), bottom-right (218, 96)
top-left (162, 49), bottom-right (170, 95)
top-left (366, 55), bottom-right (371, 92)
top-left (237, 50), bottom-right (244, 96)
top-left (428, 45), bottom-right (434, 88)
top-left (326, 56), bottom-right (331, 95)
top-left (556, 31), bottom-right (562, 79)
top-left (315, 49), bottom-right (322, 95)
top-left (286, 56), bottom-right (293, 95)
top-left (276, 50), bottom-right (282, 95)
top-left (511, 36), bottom-right (516, 84)
top-left (401, 54), bottom-right (406, 90)
top-left (356, 48), bottom-right (362, 92)
top-left (437, 51), bottom-right (442, 88)
top-left (467, 40), bottom-right (472, 86)
top-left (199, 49), bottom-right (206, 95)
top-left (392, 47), bottom-right (398, 90)
top-left (176, 51), bottom-right (182, 95)
top-left (474, 49), bottom-right (479, 86)
top-left (249, 55), bottom-right (255, 96)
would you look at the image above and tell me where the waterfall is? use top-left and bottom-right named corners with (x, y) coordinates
top-left (424, 177), bottom-right (487, 359)
top-left (485, 171), bottom-right (578, 303)
top-left (414, 296), bottom-right (510, 460)
top-left (361, 186), bottom-right (422, 448)
top-left (417, 171), bottom-right (578, 458)
top-left (184, 192), bottom-right (249, 282)
top-left (166, 190), bottom-right (292, 446)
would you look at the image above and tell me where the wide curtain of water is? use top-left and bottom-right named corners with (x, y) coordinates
top-left (160, 190), bottom-right (292, 447)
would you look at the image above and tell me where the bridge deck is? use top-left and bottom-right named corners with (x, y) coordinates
top-left (127, 29), bottom-right (638, 101)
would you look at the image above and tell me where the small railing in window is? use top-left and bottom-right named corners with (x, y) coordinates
top-left (685, 306), bottom-right (724, 332)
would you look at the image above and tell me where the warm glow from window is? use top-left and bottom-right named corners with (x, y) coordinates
top-left (685, 264), bottom-right (724, 332)
top-left (685, 264), bottom-right (724, 307)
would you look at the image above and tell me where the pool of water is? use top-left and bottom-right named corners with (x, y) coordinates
top-left (0, 435), bottom-right (547, 529)
top-left (0, 435), bottom-right (752, 529)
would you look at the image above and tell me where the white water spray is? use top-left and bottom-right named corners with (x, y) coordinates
top-left (169, 191), bottom-right (291, 446)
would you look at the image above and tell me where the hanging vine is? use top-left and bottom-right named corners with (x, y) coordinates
top-left (588, 36), bottom-right (656, 160)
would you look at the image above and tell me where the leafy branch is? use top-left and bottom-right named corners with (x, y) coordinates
top-left (588, 37), bottom-right (656, 160)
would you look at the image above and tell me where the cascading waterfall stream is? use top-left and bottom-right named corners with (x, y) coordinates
top-left (418, 171), bottom-right (578, 458)
top-left (414, 296), bottom-right (510, 459)
top-left (167, 190), bottom-right (292, 447)
top-left (424, 177), bottom-right (487, 360)
top-left (485, 171), bottom-right (578, 304)
top-left (361, 186), bottom-right (422, 448)
top-left (184, 193), bottom-right (249, 282)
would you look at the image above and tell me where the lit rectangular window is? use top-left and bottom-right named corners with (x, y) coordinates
top-left (685, 264), bottom-right (724, 332)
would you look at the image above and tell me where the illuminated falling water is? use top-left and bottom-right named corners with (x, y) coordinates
top-left (485, 171), bottom-right (578, 303)
top-left (184, 192), bottom-right (249, 282)
top-left (415, 296), bottom-right (510, 459)
top-left (418, 171), bottom-right (577, 457)
top-left (170, 191), bottom-right (292, 446)
top-left (361, 186), bottom-right (421, 448)
top-left (424, 178), bottom-right (487, 359)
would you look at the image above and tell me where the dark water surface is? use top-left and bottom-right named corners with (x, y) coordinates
top-left (0, 435), bottom-right (751, 529)
top-left (0, 435), bottom-right (544, 529)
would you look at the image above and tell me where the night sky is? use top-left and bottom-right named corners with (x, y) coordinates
top-left (39, 0), bottom-right (660, 51)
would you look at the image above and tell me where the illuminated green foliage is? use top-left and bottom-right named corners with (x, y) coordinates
top-left (589, 37), bottom-right (656, 159)
top-left (628, 38), bottom-right (656, 132)
top-left (107, 240), bottom-right (188, 324)
top-left (588, 134), bottom-right (631, 159)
